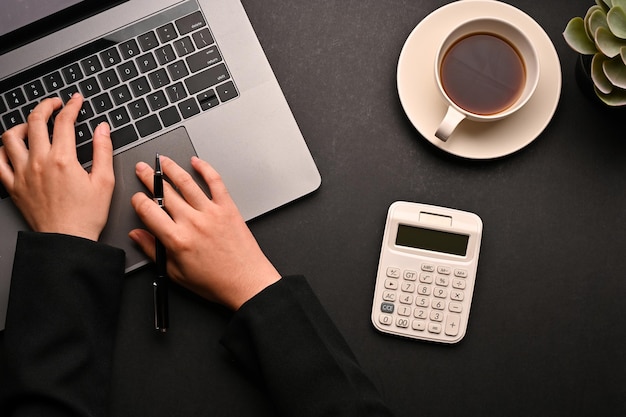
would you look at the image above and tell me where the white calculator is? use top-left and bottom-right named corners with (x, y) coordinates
top-left (371, 202), bottom-right (483, 344)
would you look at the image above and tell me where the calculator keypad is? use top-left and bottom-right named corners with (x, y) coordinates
top-left (375, 262), bottom-right (470, 341)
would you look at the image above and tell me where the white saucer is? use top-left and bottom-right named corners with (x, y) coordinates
top-left (397, 0), bottom-right (562, 159)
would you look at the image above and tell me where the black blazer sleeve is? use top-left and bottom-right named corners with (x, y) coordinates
top-left (220, 275), bottom-right (394, 417)
top-left (2, 231), bottom-right (125, 417)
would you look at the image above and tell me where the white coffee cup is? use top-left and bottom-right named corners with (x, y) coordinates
top-left (434, 17), bottom-right (540, 142)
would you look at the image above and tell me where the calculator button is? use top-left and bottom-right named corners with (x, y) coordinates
top-left (435, 275), bottom-right (449, 286)
top-left (396, 317), bottom-right (410, 328)
top-left (445, 314), bottom-right (461, 336)
top-left (433, 288), bottom-right (447, 299)
top-left (452, 279), bottom-right (466, 289)
top-left (386, 267), bottom-right (400, 278)
top-left (403, 270), bottom-right (417, 281)
top-left (430, 311), bottom-right (443, 322)
top-left (384, 279), bottom-right (398, 290)
top-left (419, 273), bottom-right (433, 284)
top-left (399, 294), bottom-right (413, 305)
top-left (414, 308), bottom-right (427, 319)
top-left (421, 263), bottom-right (435, 272)
top-left (381, 302), bottom-right (394, 314)
top-left (417, 285), bottom-right (431, 296)
top-left (432, 299), bottom-right (445, 310)
top-left (415, 297), bottom-right (429, 307)
top-left (449, 302), bottom-right (463, 313)
top-left (382, 291), bottom-right (396, 302)
top-left (437, 265), bottom-right (451, 275)
top-left (455, 269), bottom-right (468, 278)
top-left (450, 291), bottom-right (464, 301)
top-left (428, 323), bottom-right (442, 334)
top-left (401, 282), bottom-right (415, 293)
top-left (379, 314), bottom-right (393, 326)
top-left (412, 320), bottom-right (426, 331)
top-left (397, 306), bottom-right (411, 317)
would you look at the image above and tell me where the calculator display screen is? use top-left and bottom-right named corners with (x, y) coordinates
top-left (395, 224), bottom-right (469, 256)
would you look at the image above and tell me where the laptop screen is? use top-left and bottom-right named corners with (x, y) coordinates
top-left (0, 0), bottom-right (128, 55)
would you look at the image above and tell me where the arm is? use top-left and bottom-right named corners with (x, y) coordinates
top-left (221, 276), bottom-right (394, 417)
top-left (129, 157), bottom-right (393, 416)
top-left (0, 95), bottom-right (119, 417)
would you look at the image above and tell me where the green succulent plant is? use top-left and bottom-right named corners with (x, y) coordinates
top-left (563, 0), bottom-right (626, 105)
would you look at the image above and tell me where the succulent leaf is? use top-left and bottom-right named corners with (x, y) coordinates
top-left (607, 6), bottom-right (626, 39)
top-left (596, 0), bottom-right (610, 13)
top-left (620, 45), bottom-right (626, 64)
top-left (592, 53), bottom-right (615, 93)
top-left (613, 0), bottom-right (626, 10)
top-left (602, 55), bottom-right (626, 88)
top-left (595, 26), bottom-right (626, 57)
top-left (595, 85), bottom-right (626, 105)
top-left (588, 8), bottom-right (610, 40)
top-left (563, 17), bottom-right (598, 54)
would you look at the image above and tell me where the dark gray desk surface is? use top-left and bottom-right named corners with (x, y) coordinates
top-left (4, 0), bottom-right (626, 416)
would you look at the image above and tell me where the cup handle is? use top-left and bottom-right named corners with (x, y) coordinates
top-left (435, 106), bottom-right (466, 142)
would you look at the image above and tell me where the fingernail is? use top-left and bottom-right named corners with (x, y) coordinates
top-left (96, 122), bottom-right (110, 136)
top-left (136, 161), bottom-right (150, 172)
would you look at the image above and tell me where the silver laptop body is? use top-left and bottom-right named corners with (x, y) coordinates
top-left (0, 0), bottom-right (321, 329)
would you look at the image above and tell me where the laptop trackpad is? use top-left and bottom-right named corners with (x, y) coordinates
top-left (100, 127), bottom-right (205, 272)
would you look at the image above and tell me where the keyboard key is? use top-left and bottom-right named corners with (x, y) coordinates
top-left (92, 92), bottom-right (114, 114)
top-left (197, 90), bottom-right (219, 110)
top-left (77, 141), bottom-right (93, 165)
top-left (21, 102), bottom-right (38, 119)
top-left (118, 61), bottom-right (139, 82)
top-left (173, 36), bottom-right (195, 57)
top-left (0, 96), bottom-right (6, 113)
top-left (136, 52), bottom-right (158, 73)
top-left (148, 68), bottom-right (170, 89)
top-left (192, 28), bottom-right (214, 49)
top-left (80, 55), bottom-right (102, 76)
top-left (185, 63), bottom-right (230, 95)
top-left (24, 80), bottom-right (46, 101)
top-left (167, 61), bottom-right (189, 81)
top-left (186, 46), bottom-right (222, 73)
top-left (159, 106), bottom-right (181, 127)
top-left (215, 81), bottom-right (238, 102)
top-left (178, 97), bottom-right (200, 119)
top-left (62, 63), bottom-right (84, 83)
top-left (5, 88), bottom-right (26, 109)
top-left (75, 123), bottom-right (92, 144)
top-left (60, 85), bottom-right (79, 103)
top-left (154, 44), bottom-right (177, 65)
top-left (176, 11), bottom-right (206, 35)
top-left (0, 183), bottom-right (9, 199)
top-left (2, 110), bottom-right (24, 129)
top-left (147, 91), bottom-right (168, 111)
top-left (138, 31), bottom-right (159, 52)
top-left (100, 47), bottom-right (122, 68)
top-left (136, 114), bottom-right (162, 137)
top-left (119, 39), bottom-right (140, 60)
top-left (43, 71), bottom-right (65, 92)
top-left (129, 76), bottom-right (151, 97)
top-left (110, 125), bottom-right (138, 150)
top-left (98, 69), bottom-right (120, 90)
top-left (165, 82), bottom-right (187, 102)
top-left (156, 23), bottom-right (177, 43)
top-left (89, 115), bottom-right (109, 132)
top-left (78, 77), bottom-right (101, 98)
top-left (111, 84), bottom-right (133, 105)
top-left (108, 107), bottom-right (131, 128)
top-left (128, 98), bottom-right (149, 119)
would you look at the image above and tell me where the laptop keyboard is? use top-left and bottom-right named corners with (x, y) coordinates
top-left (0, 2), bottom-right (238, 200)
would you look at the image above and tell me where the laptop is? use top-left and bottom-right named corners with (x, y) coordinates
top-left (0, 0), bottom-right (321, 330)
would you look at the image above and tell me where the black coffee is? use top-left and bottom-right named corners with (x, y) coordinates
top-left (440, 33), bottom-right (525, 115)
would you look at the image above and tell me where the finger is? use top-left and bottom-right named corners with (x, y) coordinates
top-left (50, 93), bottom-right (83, 156)
top-left (26, 97), bottom-right (62, 155)
top-left (134, 160), bottom-right (194, 219)
top-left (128, 228), bottom-right (156, 261)
top-left (90, 122), bottom-right (114, 189)
top-left (191, 156), bottom-right (232, 205)
top-left (161, 155), bottom-right (211, 210)
top-left (0, 146), bottom-right (15, 193)
top-left (130, 191), bottom-right (177, 242)
top-left (1, 124), bottom-right (29, 170)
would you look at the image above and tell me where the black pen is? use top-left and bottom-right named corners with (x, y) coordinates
top-left (153, 153), bottom-right (169, 332)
